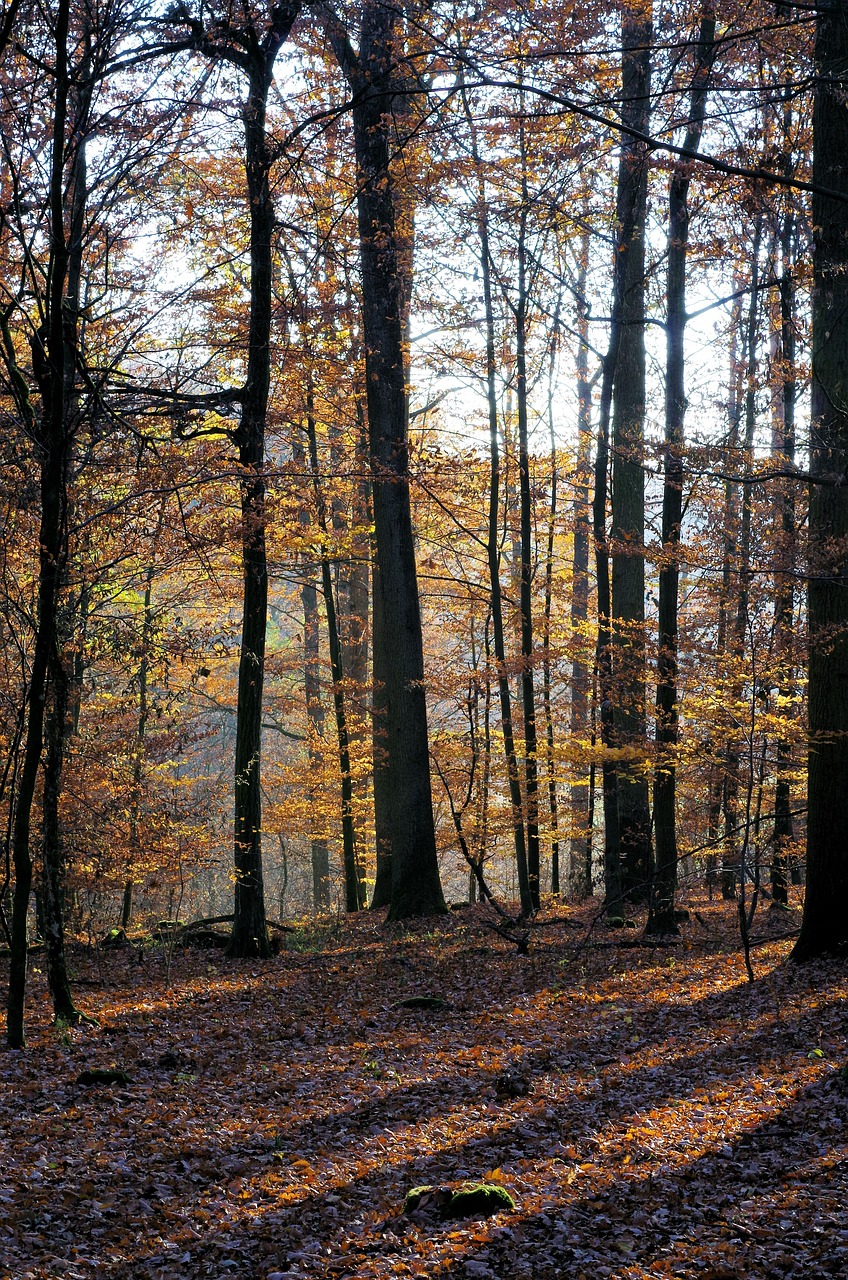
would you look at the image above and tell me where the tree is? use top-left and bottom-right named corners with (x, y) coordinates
top-left (323, 1), bottom-right (446, 920)
top-left (609, 0), bottom-right (653, 902)
top-left (793, 0), bottom-right (848, 961)
top-left (648, 4), bottom-right (716, 935)
top-left (5, 0), bottom-right (85, 1046)
top-left (174, 0), bottom-right (302, 956)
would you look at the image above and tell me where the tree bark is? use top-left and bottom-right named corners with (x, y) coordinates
top-left (327, 3), bottom-right (445, 919)
top-left (459, 74), bottom-right (532, 914)
top-left (793, 0), bottom-right (848, 960)
top-left (190, 4), bottom-right (301, 958)
top-left (648, 6), bottom-right (715, 935)
top-left (568, 233), bottom-right (593, 900)
top-left (7, 0), bottom-right (73, 1048)
top-left (610, 1), bottom-right (654, 902)
top-left (515, 106), bottom-right (541, 912)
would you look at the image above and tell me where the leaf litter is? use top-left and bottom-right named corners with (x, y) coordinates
top-left (1, 896), bottom-right (847, 1280)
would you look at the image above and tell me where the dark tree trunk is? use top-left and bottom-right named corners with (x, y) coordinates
top-left (515, 111), bottom-right (540, 912)
top-left (610, 1), bottom-right (653, 902)
top-left (369, 558), bottom-right (393, 909)
top-left (7, 0), bottom-right (73, 1048)
top-left (718, 294), bottom-right (744, 900)
top-left (41, 670), bottom-right (77, 1022)
top-left (327, 4), bottom-right (445, 919)
top-left (230, 78), bottom-right (273, 959)
top-left (771, 95), bottom-right (797, 910)
top-left (793, 0), bottom-right (848, 960)
top-left (648, 8), bottom-right (715, 935)
top-left (195, 4), bottom-right (301, 958)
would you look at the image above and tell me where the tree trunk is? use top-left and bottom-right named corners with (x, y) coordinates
top-left (328, 4), bottom-right (445, 919)
top-left (723, 216), bottom-right (763, 907)
top-left (369, 557), bottom-right (393, 909)
top-left (218, 4), bottom-right (300, 957)
top-left (300, 561), bottom-right (332, 912)
top-left (771, 92), bottom-right (797, 909)
top-left (542, 321), bottom-right (561, 898)
top-left (305, 394), bottom-right (364, 912)
top-left (41, 669), bottom-right (77, 1023)
top-left (648, 7), bottom-right (715, 935)
top-left (568, 232), bottom-right (593, 900)
top-left (515, 108), bottom-right (541, 912)
top-left (793, 0), bottom-right (848, 960)
top-left (459, 74), bottom-right (532, 914)
top-left (610, 1), bottom-right (653, 902)
top-left (230, 68), bottom-right (274, 959)
top-left (7, 0), bottom-right (73, 1048)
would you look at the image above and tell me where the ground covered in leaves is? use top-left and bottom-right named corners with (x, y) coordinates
top-left (2, 896), bottom-right (847, 1280)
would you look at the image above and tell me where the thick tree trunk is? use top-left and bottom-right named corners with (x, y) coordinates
top-left (330, 4), bottom-right (445, 919)
top-left (793, 0), bottom-right (848, 960)
top-left (610, 1), bottom-right (653, 902)
top-left (648, 8), bottom-right (715, 935)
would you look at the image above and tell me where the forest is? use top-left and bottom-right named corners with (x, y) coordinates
top-left (1, 0), bottom-right (848, 1273)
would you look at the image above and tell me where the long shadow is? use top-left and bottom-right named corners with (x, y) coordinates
top-left (4, 939), bottom-right (842, 1278)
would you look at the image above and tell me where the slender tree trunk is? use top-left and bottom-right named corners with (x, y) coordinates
top-left (123, 506), bottom-right (164, 928)
top-left (41, 668), bottom-right (76, 1022)
top-left (305, 395), bottom-right (364, 912)
top-left (460, 76), bottom-right (532, 914)
top-left (515, 109), bottom-right (540, 912)
top-left (300, 560), bottom-right (332, 911)
top-left (793, 0), bottom-right (848, 959)
top-left (771, 94), bottom-right (797, 909)
top-left (723, 216), bottom-right (763, 906)
top-left (230, 66), bottom-right (275, 959)
top-left (542, 320), bottom-right (561, 898)
top-left (569, 233), bottom-right (593, 900)
top-left (219, 5), bottom-right (300, 956)
top-left (718, 293), bottom-right (744, 900)
top-left (648, 7), bottom-right (715, 935)
top-left (610, 0), bottom-right (654, 902)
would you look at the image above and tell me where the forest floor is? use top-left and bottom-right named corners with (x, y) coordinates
top-left (1, 892), bottom-right (847, 1280)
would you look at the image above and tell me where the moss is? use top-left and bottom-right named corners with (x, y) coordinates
top-left (445, 1183), bottom-right (515, 1217)
top-left (403, 1181), bottom-right (515, 1218)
